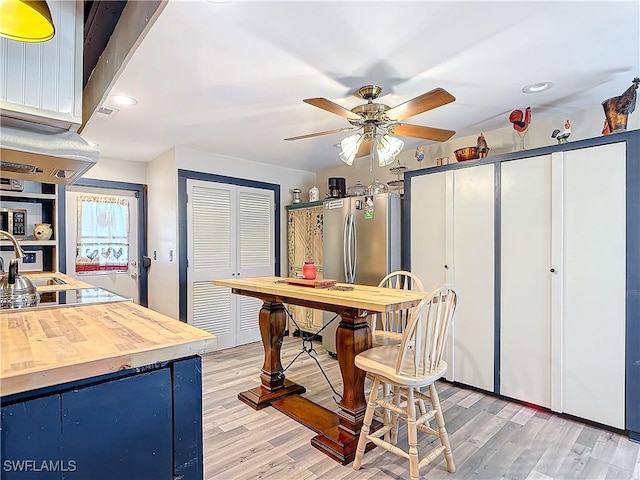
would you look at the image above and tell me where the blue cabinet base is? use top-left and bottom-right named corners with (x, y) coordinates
top-left (1, 356), bottom-right (203, 480)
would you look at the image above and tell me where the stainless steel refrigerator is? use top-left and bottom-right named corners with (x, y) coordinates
top-left (321, 193), bottom-right (401, 355)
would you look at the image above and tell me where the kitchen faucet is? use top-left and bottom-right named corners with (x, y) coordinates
top-left (0, 230), bottom-right (26, 259)
top-left (0, 230), bottom-right (39, 308)
top-left (0, 229), bottom-right (26, 282)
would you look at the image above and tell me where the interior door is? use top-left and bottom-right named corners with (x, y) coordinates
top-left (187, 179), bottom-right (274, 350)
top-left (65, 186), bottom-right (139, 303)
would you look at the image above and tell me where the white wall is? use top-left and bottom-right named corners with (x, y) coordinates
top-left (316, 105), bottom-right (640, 193)
top-left (146, 148), bottom-right (179, 318)
top-left (83, 156), bottom-right (147, 184)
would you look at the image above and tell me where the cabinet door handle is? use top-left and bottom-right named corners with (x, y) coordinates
top-left (550, 268), bottom-right (555, 273)
top-left (444, 265), bottom-right (449, 270)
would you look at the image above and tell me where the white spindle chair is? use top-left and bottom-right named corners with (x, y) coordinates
top-left (371, 271), bottom-right (424, 346)
top-left (353, 286), bottom-right (457, 480)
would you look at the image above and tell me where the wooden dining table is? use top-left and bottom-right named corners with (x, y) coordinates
top-left (212, 276), bottom-right (427, 464)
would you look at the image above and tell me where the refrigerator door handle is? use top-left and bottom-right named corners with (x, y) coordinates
top-left (347, 213), bottom-right (354, 283)
top-left (343, 213), bottom-right (350, 282)
top-left (351, 213), bottom-right (357, 283)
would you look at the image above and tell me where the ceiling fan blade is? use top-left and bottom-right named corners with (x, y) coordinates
top-left (303, 98), bottom-right (363, 121)
top-left (284, 127), bottom-right (358, 141)
top-left (389, 123), bottom-right (456, 142)
top-left (385, 88), bottom-right (455, 122)
top-left (355, 138), bottom-right (371, 158)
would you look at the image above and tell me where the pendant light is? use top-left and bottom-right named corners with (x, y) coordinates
top-left (0, 0), bottom-right (55, 43)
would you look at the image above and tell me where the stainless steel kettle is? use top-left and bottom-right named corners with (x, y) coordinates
top-left (0, 230), bottom-right (40, 309)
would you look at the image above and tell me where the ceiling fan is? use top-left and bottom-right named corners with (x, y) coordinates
top-left (285, 85), bottom-right (456, 163)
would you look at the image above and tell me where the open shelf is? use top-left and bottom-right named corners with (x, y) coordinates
top-left (0, 191), bottom-right (56, 200)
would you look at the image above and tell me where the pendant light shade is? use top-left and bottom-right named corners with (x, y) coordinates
top-left (0, 0), bottom-right (55, 43)
top-left (338, 133), bottom-right (364, 166)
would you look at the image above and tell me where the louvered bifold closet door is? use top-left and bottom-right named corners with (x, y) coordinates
top-left (187, 180), bottom-right (237, 350)
top-left (235, 186), bottom-right (275, 346)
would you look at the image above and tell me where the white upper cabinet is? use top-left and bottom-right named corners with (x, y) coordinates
top-left (0, 0), bottom-right (83, 130)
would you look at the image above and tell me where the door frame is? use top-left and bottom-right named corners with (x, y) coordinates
top-left (177, 169), bottom-right (281, 322)
top-left (58, 179), bottom-right (148, 306)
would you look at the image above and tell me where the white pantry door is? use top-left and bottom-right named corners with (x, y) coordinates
top-left (65, 186), bottom-right (140, 303)
top-left (187, 179), bottom-right (274, 350)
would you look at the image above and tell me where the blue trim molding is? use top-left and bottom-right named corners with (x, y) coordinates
top-left (493, 163), bottom-right (502, 395)
top-left (177, 169), bottom-right (281, 322)
top-left (405, 130), bottom-right (640, 439)
top-left (625, 132), bottom-right (640, 440)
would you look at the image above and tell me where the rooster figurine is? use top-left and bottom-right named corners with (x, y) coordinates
top-left (476, 132), bottom-right (490, 158)
top-left (509, 107), bottom-right (532, 150)
top-left (602, 77), bottom-right (639, 133)
top-left (552, 119), bottom-right (571, 144)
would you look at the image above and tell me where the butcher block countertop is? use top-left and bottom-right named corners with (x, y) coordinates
top-left (1, 301), bottom-right (216, 396)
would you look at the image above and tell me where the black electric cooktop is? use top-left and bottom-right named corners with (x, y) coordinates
top-left (35, 288), bottom-right (130, 310)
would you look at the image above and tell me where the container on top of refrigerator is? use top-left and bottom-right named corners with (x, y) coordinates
top-left (347, 180), bottom-right (366, 196)
top-left (367, 179), bottom-right (388, 195)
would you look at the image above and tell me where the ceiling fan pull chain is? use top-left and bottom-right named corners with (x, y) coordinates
top-left (369, 137), bottom-right (374, 172)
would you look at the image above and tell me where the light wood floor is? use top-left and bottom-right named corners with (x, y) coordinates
top-left (202, 337), bottom-right (640, 480)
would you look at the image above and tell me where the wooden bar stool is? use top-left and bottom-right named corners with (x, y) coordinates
top-left (368, 271), bottom-right (425, 435)
top-left (353, 286), bottom-right (457, 480)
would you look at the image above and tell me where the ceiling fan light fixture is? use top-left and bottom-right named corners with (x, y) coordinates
top-left (0, 0), bottom-right (55, 43)
top-left (338, 133), bottom-right (363, 166)
top-left (376, 134), bottom-right (404, 166)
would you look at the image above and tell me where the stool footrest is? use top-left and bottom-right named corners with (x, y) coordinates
top-left (418, 445), bottom-right (446, 469)
top-left (367, 435), bottom-right (410, 460)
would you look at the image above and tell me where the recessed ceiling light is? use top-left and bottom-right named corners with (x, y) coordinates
top-left (522, 82), bottom-right (554, 94)
top-left (112, 95), bottom-right (138, 106)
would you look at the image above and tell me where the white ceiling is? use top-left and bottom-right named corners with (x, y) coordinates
top-left (80, 0), bottom-right (640, 173)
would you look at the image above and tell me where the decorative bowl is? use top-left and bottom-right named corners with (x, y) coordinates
top-left (454, 147), bottom-right (480, 162)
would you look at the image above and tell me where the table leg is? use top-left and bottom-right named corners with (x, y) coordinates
top-left (310, 310), bottom-right (376, 464)
top-left (238, 301), bottom-right (305, 410)
top-left (336, 312), bottom-right (371, 434)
